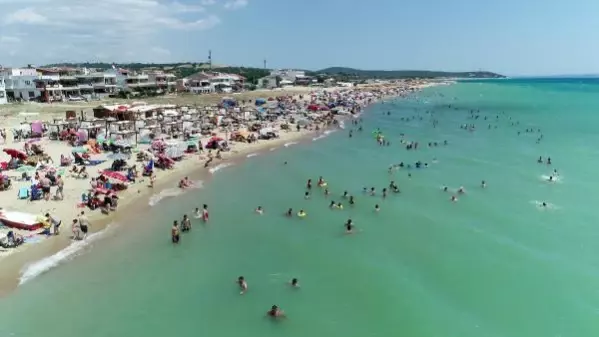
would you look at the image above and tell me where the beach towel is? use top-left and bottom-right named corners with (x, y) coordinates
top-left (87, 160), bottom-right (105, 166)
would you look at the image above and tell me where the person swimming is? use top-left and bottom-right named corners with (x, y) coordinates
top-left (481, 180), bottom-right (486, 188)
top-left (237, 276), bottom-right (248, 295)
top-left (457, 187), bottom-right (465, 194)
top-left (290, 278), bottom-right (299, 287)
top-left (382, 188), bottom-right (387, 198)
top-left (329, 201), bottom-right (336, 209)
top-left (336, 202), bottom-right (343, 209)
top-left (345, 219), bottom-right (354, 234)
top-left (375, 204), bottom-right (380, 212)
top-left (547, 157), bottom-right (552, 165)
top-left (324, 188), bottom-right (330, 196)
top-left (267, 305), bottom-right (285, 318)
top-left (306, 179), bottom-right (312, 189)
top-left (548, 176), bottom-right (554, 182)
top-left (370, 187), bottom-right (375, 196)
top-left (342, 191), bottom-right (348, 198)
top-left (194, 207), bottom-right (201, 218)
top-left (442, 186), bottom-right (448, 192)
top-left (451, 196), bottom-right (458, 202)
top-left (349, 196), bottom-right (355, 205)
top-left (256, 206), bottom-right (263, 214)
top-left (286, 208), bottom-right (293, 217)
top-left (537, 156), bottom-right (543, 163)
top-left (298, 209), bottom-right (307, 217)
top-left (541, 202), bottom-right (547, 207)
top-left (362, 187), bottom-right (368, 194)
top-left (304, 191), bottom-right (310, 199)
top-left (317, 176), bottom-right (326, 187)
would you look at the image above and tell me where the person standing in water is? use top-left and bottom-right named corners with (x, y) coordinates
top-left (290, 278), bottom-right (299, 288)
top-left (202, 204), bottom-right (209, 222)
top-left (171, 221), bottom-right (180, 244)
top-left (237, 276), bottom-right (248, 294)
top-left (182, 215), bottom-right (191, 232)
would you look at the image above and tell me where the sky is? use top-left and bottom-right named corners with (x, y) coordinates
top-left (1, 0), bottom-right (598, 76)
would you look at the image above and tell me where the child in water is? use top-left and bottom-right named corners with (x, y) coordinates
top-left (286, 208), bottom-right (293, 217)
top-left (290, 278), bottom-right (299, 288)
top-left (375, 204), bottom-right (380, 212)
top-left (255, 206), bottom-right (263, 214)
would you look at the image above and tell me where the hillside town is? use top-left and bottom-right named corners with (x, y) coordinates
top-left (0, 65), bottom-right (366, 105)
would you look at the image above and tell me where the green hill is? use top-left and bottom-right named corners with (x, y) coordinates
top-left (316, 67), bottom-right (504, 79)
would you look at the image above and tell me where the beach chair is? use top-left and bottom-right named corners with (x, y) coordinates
top-left (30, 185), bottom-right (42, 201)
top-left (17, 187), bottom-right (29, 200)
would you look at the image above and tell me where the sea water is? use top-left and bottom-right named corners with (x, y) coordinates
top-left (2, 79), bottom-right (599, 337)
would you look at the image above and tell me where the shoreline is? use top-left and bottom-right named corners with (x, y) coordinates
top-left (0, 127), bottom-right (319, 295)
top-left (0, 83), bottom-right (436, 295)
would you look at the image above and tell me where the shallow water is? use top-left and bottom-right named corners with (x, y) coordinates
top-left (2, 79), bottom-right (599, 337)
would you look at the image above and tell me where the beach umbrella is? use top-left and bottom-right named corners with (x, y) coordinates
top-left (3, 148), bottom-right (27, 160)
top-left (16, 165), bottom-right (36, 172)
top-left (165, 147), bottom-right (183, 159)
top-left (296, 119), bottom-right (310, 126)
top-left (210, 136), bottom-right (223, 142)
top-left (108, 153), bottom-right (130, 160)
top-left (101, 170), bottom-right (128, 183)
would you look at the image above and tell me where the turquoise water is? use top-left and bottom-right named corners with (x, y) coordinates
top-left (2, 79), bottom-right (599, 337)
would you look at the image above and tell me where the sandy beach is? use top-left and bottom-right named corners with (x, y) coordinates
top-left (0, 82), bottom-right (430, 294)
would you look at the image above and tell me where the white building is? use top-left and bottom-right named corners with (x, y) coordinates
top-left (0, 77), bottom-right (6, 105)
top-left (184, 72), bottom-right (245, 94)
top-left (270, 69), bottom-right (306, 83)
top-left (117, 70), bottom-right (177, 93)
top-left (0, 67), bottom-right (42, 102)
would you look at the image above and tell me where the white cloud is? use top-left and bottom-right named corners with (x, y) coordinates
top-left (5, 8), bottom-right (48, 24)
top-left (0, 0), bottom-right (243, 64)
top-left (223, 0), bottom-right (247, 10)
top-left (0, 36), bottom-right (21, 43)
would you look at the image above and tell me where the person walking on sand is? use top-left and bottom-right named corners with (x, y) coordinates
top-left (71, 219), bottom-right (81, 240)
top-left (78, 211), bottom-right (89, 239)
top-left (54, 174), bottom-right (64, 200)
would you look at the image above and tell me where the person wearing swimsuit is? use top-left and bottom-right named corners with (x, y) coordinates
top-left (171, 221), bottom-right (180, 243)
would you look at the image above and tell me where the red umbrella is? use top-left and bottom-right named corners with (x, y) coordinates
top-left (307, 104), bottom-right (319, 111)
top-left (101, 170), bottom-right (128, 183)
top-left (3, 148), bottom-right (27, 160)
top-left (210, 136), bottom-right (223, 142)
top-left (116, 106), bottom-right (128, 112)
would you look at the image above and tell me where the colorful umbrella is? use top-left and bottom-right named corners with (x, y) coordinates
top-left (3, 148), bottom-right (27, 160)
top-left (16, 165), bottom-right (36, 172)
top-left (101, 170), bottom-right (128, 183)
top-left (72, 147), bottom-right (88, 153)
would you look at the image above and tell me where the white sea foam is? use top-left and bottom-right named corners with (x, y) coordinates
top-left (339, 121), bottom-right (346, 129)
top-left (269, 147), bottom-right (277, 151)
top-left (148, 180), bottom-right (204, 206)
top-left (541, 174), bottom-right (561, 183)
top-left (530, 200), bottom-right (559, 210)
top-left (246, 153), bottom-right (259, 158)
top-left (19, 224), bottom-right (114, 285)
top-left (209, 163), bottom-right (232, 174)
top-left (312, 135), bottom-right (327, 141)
top-left (284, 142), bottom-right (297, 147)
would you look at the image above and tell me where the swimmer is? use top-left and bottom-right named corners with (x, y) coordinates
top-left (541, 202), bottom-right (547, 207)
top-left (342, 191), bottom-right (348, 198)
top-left (237, 276), bottom-right (248, 295)
top-left (370, 187), bottom-right (375, 196)
top-left (194, 207), bottom-right (201, 217)
top-left (317, 176), bottom-right (326, 187)
top-left (304, 191), bottom-right (310, 199)
top-left (290, 278), bottom-right (299, 288)
top-left (286, 208), bottom-right (293, 217)
top-left (255, 206), bottom-right (263, 214)
top-left (336, 202), bottom-right (343, 209)
top-left (374, 204), bottom-right (380, 212)
top-left (324, 188), bottom-right (330, 197)
top-left (537, 156), bottom-right (543, 163)
top-left (481, 180), bottom-right (486, 188)
top-left (442, 186), bottom-right (448, 192)
top-left (451, 196), bottom-right (458, 202)
top-left (382, 188), bottom-right (387, 198)
top-left (345, 220), bottom-right (354, 234)
top-left (547, 157), bottom-right (552, 165)
top-left (457, 186), bottom-right (465, 194)
top-left (306, 179), bottom-right (312, 189)
top-left (548, 176), bottom-right (554, 182)
top-left (349, 196), bottom-right (355, 205)
top-left (362, 187), bottom-right (368, 194)
top-left (330, 201), bottom-right (336, 209)
top-left (267, 305), bottom-right (285, 318)
top-left (298, 209), bottom-right (307, 217)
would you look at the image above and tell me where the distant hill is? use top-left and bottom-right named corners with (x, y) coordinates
top-left (316, 67), bottom-right (504, 79)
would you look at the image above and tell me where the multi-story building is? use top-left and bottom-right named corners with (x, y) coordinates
top-left (148, 71), bottom-right (177, 92)
top-left (0, 76), bottom-right (7, 105)
top-left (35, 67), bottom-right (119, 101)
top-left (0, 67), bottom-right (42, 102)
top-left (183, 71), bottom-right (244, 94)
